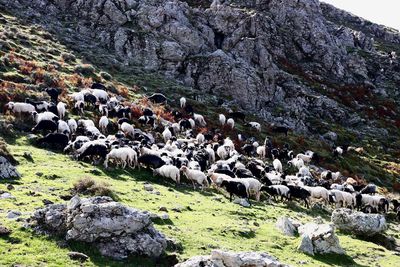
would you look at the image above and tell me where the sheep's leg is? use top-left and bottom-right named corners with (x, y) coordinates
top-left (229, 193), bottom-right (232, 202)
top-left (192, 180), bottom-right (196, 190)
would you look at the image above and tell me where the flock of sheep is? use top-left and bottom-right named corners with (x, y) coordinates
top-left (3, 83), bottom-right (400, 220)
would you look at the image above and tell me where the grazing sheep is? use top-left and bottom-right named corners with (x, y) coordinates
top-left (68, 119), bottom-right (77, 135)
top-left (32, 111), bottom-right (59, 123)
top-left (355, 194), bottom-right (388, 213)
top-left (76, 140), bottom-right (108, 161)
top-left (217, 146), bottom-right (230, 160)
top-left (180, 165), bottom-right (209, 190)
top-left (70, 92), bottom-right (85, 102)
top-left (92, 89), bottom-right (109, 103)
top-left (256, 145), bottom-right (266, 159)
top-left (45, 88), bottom-right (60, 103)
top-left (37, 133), bottom-right (69, 149)
top-left (286, 184), bottom-right (311, 208)
top-left (99, 116), bottom-right (109, 134)
top-left (219, 114), bottom-right (226, 126)
top-left (360, 184), bottom-right (377, 195)
top-left (228, 111), bottom-right (245, 122)
top-left (262, 185), bottom-right (290, 201)
top-left (162, 127), bottom-right (172, 143)
top-left (288, 157), bottom-right (304, 170)
top-left (296, 153), bottom-right (312, 163)
top-left (25, 99), bottom-right (50, 112)
top-left (64, 136), bottom-right (90, 152)
top-left (193, 113), bottom-right (206, 126)
top-left (138, 154), bottom-right (165, 169)
top-left (333, 146), bottom-right (343, 157)
top-left (226, 118), bottom-right (235, 129)
top-left (391, 200), bottom-right (400, 220)
top-left (189, 118), bottom-right (196, 129)
top-left (32, 120), bottom-right (58, 133)
top-left (180, 97), bottom-right (186, 108)
top-left (120, 122), bottom-right (135, 138)
top-left (246, 122), bottom-right (261, 132)
top-left (221, 180), bottom-right (249, 204)
top-left (273, 159), bottom-right (283, 173)
top-left (104, 147), bottom-right (137, 169)
top-left (148, 93), bottom-right (167, 104)
top-left (58, 120), bottom-right (70, 135)
top-left (303, 186), bottom-right (330, 205)
top-left (321, 170), bottom-right (341, 180)
top-left (57, 102), bottom-right (67, 120)
top-left (74, 101), bottom-right (85, 115)
top-left (196, 133), bottom-right (205, 144)
top-left (153, 165), bottom-right (180, 184)
top-left (5, 102), bottom-right (35, 117)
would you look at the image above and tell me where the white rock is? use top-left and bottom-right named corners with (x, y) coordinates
top-left (298, 223), bottom-right (344, 255)
top-left (275, 217), bottom-right (297, 237)
top-left (233, 198), bottom-right (250, 207)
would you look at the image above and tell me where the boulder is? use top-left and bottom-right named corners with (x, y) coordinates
top-left (0, 156), bottom-right (20, 179)
top-left (275, 217), bottom-right (297, 237)
top-left (298, 223), bottom-right (344, 255)
top-left (30, 196), bottom-right (167, 260)
top-left (175, 250), bottom-right (287, 267)
top-left (7, 210), bottom-right (22, 219)
top-left (233, 198), bottom-right (251, 207)
top-left (331, 208), bottom-right (387, 236)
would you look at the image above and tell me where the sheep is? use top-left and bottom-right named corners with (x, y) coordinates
top-left (180, 97), bottom-right (186, 108)
top-left (120, 122), bottom-right (135, 138)
top-left (189, 118), bottom-right (196, 129)
top-left (148, 93), bottom-right (167, 104)
top-left (221, 180), bottom-right (249, 203)
top-left (45, 88), bottom-right (60, 103)
top-left (58, 120), bottom-right (70, 135)
top-left (32, 120), bottom-right (58, 133)
top-left (265, 171), bottom-right (282, 185)
top-left (261, 185), bottom-right (290, 201)
top-left (219, 114), bottom-right (226, 126)
top-left (271, 125), bottom-right (290, 136)
top-left (70, 92), bottom-right (85, 102)
top-left (74, 101), bottom-right (85, 115)
top-left (5, 102), bottom-right (35, 117)
top-left (217, 146), bottom-right (230, 160)
top-left (193, 113), bottom-right (206, 126)
top-left (273, 159), bottom-right (282, 173)
top-left (76, 140), bottom-right (108, 161)
top-left (226, 118), bottom-right (235, 129)
top-left (138, 154), bottom-right (165, 169)
top-left (238, 177), bottom-right (263, 201)
top-left (246, 122), bottom-right (261, 132)
top-left (228, 111), bottom-right (245, 122)
top-left (32, 111), bottom-right (59, 124)
top-left (321, 171), bottom-right (341, 180)
top-left (104, 147), bottom-right (137, 169)
top-left (162, 127), bottom-right (172, 143)
top-left (64, 136), bottom-right (90, 152)
top-left (92, 89), bottom-right (109, 103)
top-left (153, 165), bottom-right (180, 184)
top-left (333, 146), bottom-right (343, 157)
top-left (298, 166), bottom-right (312, 178)
top-left (25, 99), bottom-right (50, 112)
top-left (209, 172), bottom-right (233, 186)
top-left (180, 165), bottom-right (209, 190)
top-left (68, 119), bottom-right (77, 135)
top-left (296, 153), bottom-right (312, 163)
top-left (205, 144), bottom-right (215, 164)
top-left (355, 194), bottom-right (388, 213)
top-left (78, 119), bottom-right (95, 128)
top-left (286, 184), bottom-right (311, 208)
top-left (196, 133), bottom-right (205, 144)
top-left (37, 133), bottom-right (69, 149)
top-left (303, 186), bottom-right (330, 205)
top-left (57, 102), bottom-right (67, 120)
top-left (288, 157), bottom-right (304, 170)
top-left (391, 200), bottom-right (400, 220)
top-left (360, 184), bottom-right (377, 195)
top-left (99, 116), bottom-right (109, 134)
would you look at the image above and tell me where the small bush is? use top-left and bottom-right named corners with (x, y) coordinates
top-left (100, 71), bottom-right (112, 81)
top-left (72, 177), bottom-right (116, 199)
top-left (74, 64), bottom-right (95, 76)
top-left (116, 85), bottom-right (129, 98)
top-left (61, 52), bottom-right (76, 63)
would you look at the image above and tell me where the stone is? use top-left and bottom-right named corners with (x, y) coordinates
top-left (323, 131), bottom-right (338, 142)
top-left (233, 198), bottom-right (251, 207)
top-left (144, 184), bottom-right (154, 191)
top-left (6, 184), bottom-right (14, 190)
top-left (175, 250), bottom-right (287, 267)
top-left (298, 223), bottom-right (344, 255)
top-left (159, 206), bottom-right (168, 212)
top-left (0, 225), bottom-right (11, 236)
top-left (160, 213), bottom-right (170, 220)
top-left (331, 208), bottom-right (387, 236)
top-left (275, 217), bottom-right (297, 237)
top-left (0, 156), bottom-right (20, 179)
top-left (29, 196), bottom-right (167, 260)
top-left (35, 172), bottom-right (43, 177)
top-left (0, 192), bottom-right (15, 199)
top-left (7, 210), bottom-right (22, 219)
top-left (67, 252), bottom-right (89, 262)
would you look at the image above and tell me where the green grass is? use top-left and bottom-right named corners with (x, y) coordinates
top-left (0, 136), bottom-right (399, 266)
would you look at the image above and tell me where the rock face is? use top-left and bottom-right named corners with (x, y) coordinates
top-left (0, 156), bottom-right (20, 179)
top-left (175, 250), bottom-right (287, 267)
top-left (30, 196), bottom-right (167, 260)
top-left (331, 208), bottom-right (387, 236)
top-left (3, 0), bottom-right (400, 135)
top-left (275, 217), bottom-right (297, 237)
top-left (298, 223), bottom-right (344, 256)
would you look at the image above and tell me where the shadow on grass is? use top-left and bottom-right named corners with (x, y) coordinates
top-left (313, 253), bottom-right (368, 267)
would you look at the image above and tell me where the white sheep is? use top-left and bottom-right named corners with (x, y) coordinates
top-left (5, 102), bottom-right (35, 117)
top-left (196, 133), bottom-right (205, 144)
top-left (193, 113), bottom-right (206, 126)
top-left (33, 111), bottom-right (58, 123)
top-left (189, 118), bottom-right (196, 129)
top-left (70, 92), bottom-right (84, 102)
top-left (104, 147), bottom-right (137, 169)
top-left (180, 166), bottom-right (209, 190)
top-left (288, 157), bottom-right (304, 170)
top-left (57, 120), bottom-right (70, 135)
top-left (298, 166), bottom-right (312, 177)
top-left (78, 119), bottom-right (95, 128)
top-left (153, 165), bottom-right (180, 184)
top-left (273, 159), bottom-right (283, 173)
top-left (180, 97), bottom-right (186, 108)
top-left (219, 114), bottom-right (226, 126)
top-left (206, 144), bottom-right (215, 164)
top-left (256, 146), bottom-right (266, 159)
top-left (303, 186), bottom-right (330, 205)
top-left (120, 122), bottom-right (134, 138)
top-left (92, 89), bottom-right (109, 102)
top-left (330, 190), bottom-right (355, 208)
top-left (239, 177), bottom-right (263, 201)
top-left (99, 116), bottom-right (109, 134)
top-left (217, 145), bottom-right (230, 160)
top-left (188, 161), bottom-right (201, 170)
top-left (265, 171), bottom-right (282, 185)
top-left (68, 119), bottom-right (77, 135)
top-left (162, 127), bottom-right (172, 143)
top-left (74, 100), bottom-right (84, 115)
top-left (296, 153), bottom-right (312, 163)
top-left (226, 118), bottom-right (235, 129)
top-left (57, 102), bottom-right (67, 120)
top-left (247, 122), bottom-right (261, 132)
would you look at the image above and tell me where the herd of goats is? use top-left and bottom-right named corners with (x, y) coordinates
top-left (3, 84), bottom-right (400, 220)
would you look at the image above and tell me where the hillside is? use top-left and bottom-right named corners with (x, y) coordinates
top-left (0, 0), bottom-right (400, 266)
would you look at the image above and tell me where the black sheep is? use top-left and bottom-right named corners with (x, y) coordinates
top-left (360, 184), bottom-right (377, 195)
top-left (25, 99), bottom-right (48, 112)
top-left (118, 118), bottom-right (131, 125)
top-left (179, 119), bottom-right (192, 131)
top-left (148, 93), bottom-right (167, 104)
top-left (220, 180), bottom-right (249, 204)
top-left (116, 107), bottom-right (131, 118)
top-left (32, 120), bottom-right (57, 133)
top-left (391, 200), bottom-right (400, 220)
top-left (184, 104), bottom-right (194, 114)
top-left (214, 168), bottom-right (236, 178)
top-left (228, 111), bottom-right (245, 122)
top-left (44, 88), bottom-right (60, 103)
top-left (143, 108), bottom-right (153, 117)
top-left (138, 154), bottom-right (165, 169)
top-left (91, 82), bottom-right (107, 90)
top-left (271, 126), bottom-right (290, 136)
top-left (77, 143), bottom-right (108, 161)
top-left (378, 198), bottom-right (389, 213)
top-left (234, 168), bottom-right (253, 178)
top-left (37, 133), bottom-right (69, 149)
top-left (47, 103), bottom-right (58, 116)
top-left (286, 184), bottom-right (311, 208)
top-left (84, 93), bottom-right (97, 106)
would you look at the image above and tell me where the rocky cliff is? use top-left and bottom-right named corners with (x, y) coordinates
top-left (1, 0), bottom-right (399, 136)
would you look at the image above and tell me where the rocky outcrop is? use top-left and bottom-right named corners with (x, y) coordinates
top-left (3, 0), bottom-right (400, 135)
top-left (175, 250), bottom-right (287, 267)
top-left (275, 216), bottom-right (297, 237)
top-left (30, 196), bottom-right (167, 260)
top-left (331, 208), bottom-right (387, 236)
top-left (298, 223), bottom-right (344, 256)
top-left (0, 156), bottom-right (20, 179)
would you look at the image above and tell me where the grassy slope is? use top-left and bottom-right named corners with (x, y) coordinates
top-left (0, 7), bottom-right (400, 267)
